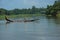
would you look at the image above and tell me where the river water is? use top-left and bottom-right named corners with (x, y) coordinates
top-left (0, 16), bottom-right (60, 40)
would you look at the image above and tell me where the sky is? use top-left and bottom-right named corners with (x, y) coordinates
top-left (0, 0), bottom-right (55, 10)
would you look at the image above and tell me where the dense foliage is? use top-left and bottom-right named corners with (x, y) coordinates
top-left (0, 6), bottom-right (46, 15)
top-left (46, 0), bottom-right (60, 16)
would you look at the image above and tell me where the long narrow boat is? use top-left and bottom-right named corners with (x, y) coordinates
top-left (5, 16), bottom-right (39, 22)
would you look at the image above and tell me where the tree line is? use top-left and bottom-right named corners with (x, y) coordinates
top-left (0, 0), bottom-right (60, 16)
top-left (0, 6), bottom-right (46, 15)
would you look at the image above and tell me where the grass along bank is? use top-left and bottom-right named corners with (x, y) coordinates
top-left (0, 14), bottom-right (41, 20)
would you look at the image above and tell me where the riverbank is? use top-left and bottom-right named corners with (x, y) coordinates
top-left (0, 14), bottom-right (41, 20)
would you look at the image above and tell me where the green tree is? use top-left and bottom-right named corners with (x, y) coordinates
top-left (46, 1), bottom-right (60, 16)
top-left (31, 6), bottom-right (36, 14)
top-left (0, 8), bottom-right (7, 15)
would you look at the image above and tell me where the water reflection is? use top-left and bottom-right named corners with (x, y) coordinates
top-left (6, 22), bottom-right (11, 24)
top-left (55, 18), bottom-right (60, 24)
